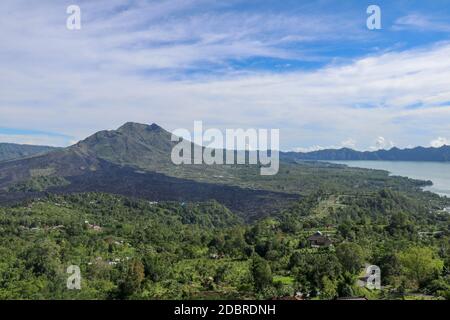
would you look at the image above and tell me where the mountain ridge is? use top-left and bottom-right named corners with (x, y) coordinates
top-left (283, 145), bottom-right (450, 162)
top-left (0, 142), bottom-right (58, 162)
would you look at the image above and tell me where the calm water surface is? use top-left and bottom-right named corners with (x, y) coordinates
top-left (328, 161), bottom-right (450, 197)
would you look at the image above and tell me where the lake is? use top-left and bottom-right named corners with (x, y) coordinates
top-left (328, 161), bottom-right (450, 197)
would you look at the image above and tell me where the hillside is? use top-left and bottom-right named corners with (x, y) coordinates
top-left (0, 143), bottom-right (57, 162)
top-left (0, 191), bottom-right (447, 300)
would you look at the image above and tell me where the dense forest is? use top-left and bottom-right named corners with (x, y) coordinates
top-left (0, 188), bottom-right (448, 300)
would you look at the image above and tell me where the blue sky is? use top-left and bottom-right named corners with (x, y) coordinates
top-left (1, 0), bottom-right (450, 150)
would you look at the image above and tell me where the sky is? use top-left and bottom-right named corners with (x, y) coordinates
top-left (1, 0), bottom-right (450, 151)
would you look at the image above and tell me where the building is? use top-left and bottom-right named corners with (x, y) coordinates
top-left (307, 231), bottom-right (332, 248)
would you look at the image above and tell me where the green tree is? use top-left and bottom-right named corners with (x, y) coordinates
top-left (336, 243), bottom-right (365, 274)
top-left (117, 259), bottom-right (145, 299)
top-left (320, 276), bottom-right (338, 300)
top-left (294, 254), bottom-right (342, 297)
top-left (398, 246), bottom-right (444, 289)
top-left (143, 255), bottom-right (167, 282)
top-left (374, 251), bottom-right (402, 285)
top-left (337, 272), bottom-right (356, 297)
top-left (386, 212), bottom-right (415, 237)
top-left (21, 241), bottom-right (61, 277)
top-left (251, 256), bottom-right (272, 291)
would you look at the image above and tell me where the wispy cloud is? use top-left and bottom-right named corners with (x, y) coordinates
top-left (0, 134), bottom-right (70, 146)
top-left (393, 14), bottom-right (450, 32)
top-left (0, 128), bottom-right (74, 147)
top-left (1, 1), bottom-right (450, 150)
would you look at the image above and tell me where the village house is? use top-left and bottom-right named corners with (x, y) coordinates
top-left (307, 231), bottom-right (332, 248)
top-left (84, 220), bottom-right (102, 231)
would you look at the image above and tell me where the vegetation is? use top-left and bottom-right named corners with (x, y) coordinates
top-left (0, 123), bottom-right (448, 300)
top-left (0, 188), bottom-right (447, 300)
top-left (8, 176), bottom-right (70, 192)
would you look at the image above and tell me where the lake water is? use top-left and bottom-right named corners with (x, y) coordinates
top-left (328, 161), bottom-right (450, 197)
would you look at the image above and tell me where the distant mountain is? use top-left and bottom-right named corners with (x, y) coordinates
top-left (282, 146), bottom-right (450, 161)
top-left (0, 143), bottom-right (57, 162)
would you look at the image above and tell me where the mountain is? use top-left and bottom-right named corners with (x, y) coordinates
top-left (0, 143), bottom-right (57, 162)
top-left (71, 122), bottom-right (179, 172)
top-left (282, 145), bottom-right (450, 161)
top-left (0, 123), bottom-right (297, 220)
top-left (0, 122), bottom-right (434, 220)
top-left (0, 122), bottom-right (193, 192)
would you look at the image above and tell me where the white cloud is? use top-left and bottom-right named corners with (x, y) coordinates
top-left (370, 136), bottom-right (395, 151)
top-left (293, 138), bottom-right (357, 152)
top-left (1, 1), bottom-right (450, 150)
top-left (293, 145), bottom-right (327, 153)
top-left (430, 137), bottom-right (449, 148)
top-left (341, 138), bottom-right (357, 149)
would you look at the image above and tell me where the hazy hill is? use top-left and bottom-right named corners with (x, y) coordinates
top-left (282, 145), bottom-right (450, 161)
top-left (0, 143), bottom-right (57, 162)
